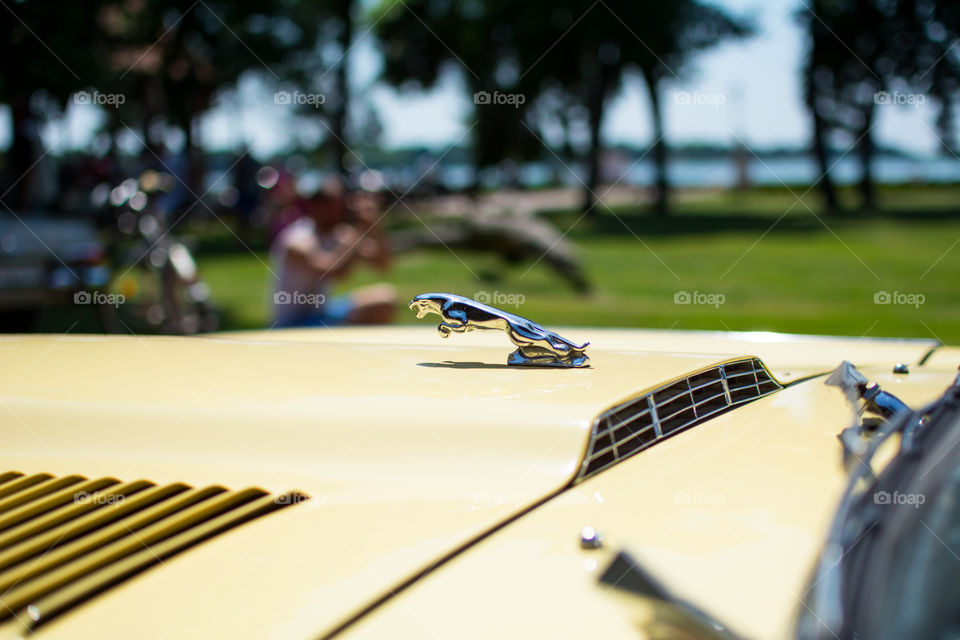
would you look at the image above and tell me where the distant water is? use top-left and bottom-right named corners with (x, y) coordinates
top-left (424, 154), bottom-right (960, 191)
top-left (633, 155), bottom-right (960, 188)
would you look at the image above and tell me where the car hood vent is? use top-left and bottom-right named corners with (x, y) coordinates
top-left (0, 470), bottom-right (306, 631)
top-left (578, 357), bottom-right (782, 480)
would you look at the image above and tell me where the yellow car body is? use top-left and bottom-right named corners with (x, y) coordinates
top-left (0, 326), bottom-right (955, 639)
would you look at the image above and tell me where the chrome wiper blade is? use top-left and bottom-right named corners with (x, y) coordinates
top-left (826, 361), bottom-right (916, 463)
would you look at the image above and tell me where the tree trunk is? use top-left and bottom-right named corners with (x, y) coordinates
top-left (856, 101), bottom-right (877, 211)
top-left (332, 0), bottom-right (353, 180)
top-left (640, 67), bottom-right (669, 217)
top-left (582, 61), bottom-right (611, 215)
top-left (5, 96), bottom-right (34, 212)
top-left (810, 102), bottom-right (841, 214)
top-left (804, 4), bottom-right (841, 215)
top-left (935, 98), bottom-right (957, 155)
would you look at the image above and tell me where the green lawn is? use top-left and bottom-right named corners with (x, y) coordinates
top-left (197, 185), bottom-right (960, 343)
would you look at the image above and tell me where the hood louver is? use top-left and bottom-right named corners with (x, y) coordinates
top-left (577, 357), bottom-right (782, 480)
top-left (0, 471), bottom-right (307, 631)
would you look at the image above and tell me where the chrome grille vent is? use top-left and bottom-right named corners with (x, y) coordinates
top-left (578, 358), bottom-right (781, 480)
top-left (0, 471), bottom-right (308, 631)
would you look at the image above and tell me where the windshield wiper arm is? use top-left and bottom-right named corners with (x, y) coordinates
top-left (825, 360), bottom-right (911, 419)
top-left (826, 361), bottom-right (916, 461)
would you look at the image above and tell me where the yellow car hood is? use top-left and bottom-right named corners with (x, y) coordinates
top-left (340, 364), bottom-right (960, 640)
top-left (0, 328), bottom-right (940, 638)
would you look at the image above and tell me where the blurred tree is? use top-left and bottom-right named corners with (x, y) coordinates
top-left (800, 1), bottom-right (845, 214)
top-left (100, 0), bottom-right (325, 189)
top-left (0, 1), bottom-right (109, 209)
top-left (919, 2), bottom-right (960, 155)
top-left (801, 0), bottom-right (899, 212)
top-left (331, 0), bottom-right (354, 178)
top-left (800, 0), bottom-right (960, 213)
top-left (374, 0), bottom-right (749, 216)
top-left (374, 0), bottom-right (544, 191)
top-left (1, 0), bottom-right (359, 211)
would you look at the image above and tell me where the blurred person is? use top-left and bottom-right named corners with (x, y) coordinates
top-left (150, 145), bottom-right (190, 227)
top-left (263, 168), bottom-right (303, 244)
top-left (270, 177), bottom-right (395, 327)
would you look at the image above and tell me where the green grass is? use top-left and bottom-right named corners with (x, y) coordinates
top-left (191, 185), bottom-right (960, 343)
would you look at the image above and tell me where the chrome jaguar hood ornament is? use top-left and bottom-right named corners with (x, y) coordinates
top-left (409, 293), bottom-right (590, 368)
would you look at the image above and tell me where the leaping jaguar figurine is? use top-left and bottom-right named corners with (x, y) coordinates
top-left (409, 293), bottom-right (590, 368)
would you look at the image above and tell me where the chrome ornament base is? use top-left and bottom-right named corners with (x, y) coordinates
top-left (507, 348), bottom-right (590, 368)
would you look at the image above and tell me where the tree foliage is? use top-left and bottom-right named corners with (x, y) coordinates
top-left (801, 0), bottom-right (960, 212)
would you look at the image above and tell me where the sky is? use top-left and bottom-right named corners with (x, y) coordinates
top-left (6, 0), bottom-right (951, 157)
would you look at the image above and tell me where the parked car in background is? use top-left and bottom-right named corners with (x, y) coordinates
top-left (0, 212), bottom-right (109, 331)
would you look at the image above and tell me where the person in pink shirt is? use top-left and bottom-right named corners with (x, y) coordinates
top-left (270, 179), bottom-right (395, 327)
